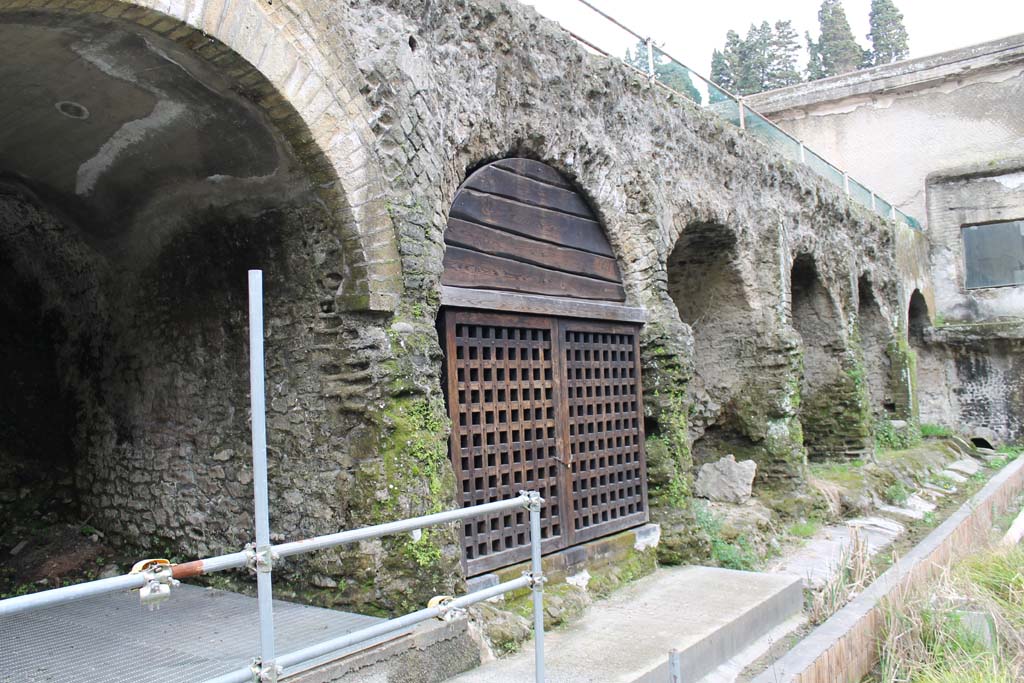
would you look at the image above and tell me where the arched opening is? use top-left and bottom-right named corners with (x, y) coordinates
top-left (0, 8), bottom-right (355, 590)
top-left (970, 436), bottom-right (994, 450)
top-left (908, 289), bottom-right (955, 429)
top-left (791, 255), bottom-right (868, 459)
top-left (666, 223), bottom-right (760, 468)
top-left (908, 290), bottom-right (931, 347)
top-left (857, 276), bottom-right (895, 416)
top-left (438, 158), bottom-right (648, 575)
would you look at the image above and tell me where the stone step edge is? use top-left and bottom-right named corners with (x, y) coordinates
top-left (636, 571), bottom-right (804, 683)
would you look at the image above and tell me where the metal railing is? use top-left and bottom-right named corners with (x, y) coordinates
top-left (549, 0), bottom-right (922, 231)
top-left (0, 271), bottom-right (548, 683)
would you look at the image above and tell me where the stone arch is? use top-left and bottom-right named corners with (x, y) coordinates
top-left (791, 254), bottom-right (870, 460)
top-left (857, 275), bottom-right (895, 415)
top-left (908, 289), bottom-right (931, 347)
top-left (667, 224), bottom-right (755, 456)
top-left (0, 0), bottom-right (401, 312)
top-left (0, 1), bottom-right (404, 576)
top-left (437, 158), bottom-right (649, 575)
top-left (908, 288), bottom-right (954, 427)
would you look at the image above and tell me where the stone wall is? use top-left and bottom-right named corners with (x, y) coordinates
top-left (0, 0), bottom-right (931, 610)
top-left (926, 159), bottom-right (1024, 323)
top-left (749, 34), bottom-right (1024, 445)
top-left (918, 324), bottom-right (1024, 443)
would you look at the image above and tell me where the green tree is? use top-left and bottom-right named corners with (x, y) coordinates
top-left (711, 21), bottom-right (801, 96)
top-left (766, 20), bottom-right (803, 89)
top-left (736, 21), bottom-right (773, 95)
top-left (625, 39), bottom-right (702, 104)
top-left (813, 0), bottom-right (866, 77)
top-left (806, 31), bottom-right (825, 80)
top-left (867, 0), bottom-right (909, 65)
top-left (710, 30), bottom-right (743, 99)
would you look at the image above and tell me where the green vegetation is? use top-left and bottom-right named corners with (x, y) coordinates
top-left (884, 481), bottom-right (910, 506)
top-left (867, 0), bottom-right (910, 66)
top-left (710, 0), bottom-right (911, 93)
top-left (810, 458), bottom-right (867, 490)
top-left (624, 40), bottom-right (701, 103)
top-left (920, 423), bottom-right (954, 438)
top-left (710, 20), bottom-right (802, 96)
top-left (807, 0), bottom-right (866, 78)
top-left (645, 390), bottom-right (693, 510)
top-left (788, 520), bottom-right (821, 539)
top-left (875, 417), bottom-right (920, 451)
top-left (694, 502), bottom-right (758, 571)
top-left (876, 546), bottom-right (1024, 682)
top-left (983, 444), bottom-right (1024, 471)
top-left (997, 444), bottom-right (1023, 458)
top-left (809, 527), bottom-right (874, 625)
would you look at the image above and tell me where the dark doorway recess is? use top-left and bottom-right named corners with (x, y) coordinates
top-left (857, 276), bottom-right (894, 416)
top-left (439, 159), bottom-right (648, 575)
top-left (908, 290), bottom-right (930, 347)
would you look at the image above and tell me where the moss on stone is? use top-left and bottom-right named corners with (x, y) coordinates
top-left (801, 360), bottom-right (874, 461)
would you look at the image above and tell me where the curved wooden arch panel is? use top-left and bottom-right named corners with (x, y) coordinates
top-left (443, 159), bottom-right (625, 303)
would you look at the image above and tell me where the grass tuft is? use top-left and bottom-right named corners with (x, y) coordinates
top-left (809, 527), bottom-right (874, 625)
top-left (876, 545), bottom-right (1024, 683)
top-left (920, 423), bottom-right (954, 439)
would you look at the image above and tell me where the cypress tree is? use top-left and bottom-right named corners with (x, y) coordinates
top-left (815, 0), bottom-right (865, 77)
top-left (712, 22), bottom-right (802, 96)
top-left (736, 22), bottom-right (773, 95)
top-left (806, 31), bottom-right (826, 81)
top-left (867, 0), bottom-right (909, 65)
top-left (710, 30), bottom-right (743, 95)
top-left (766, 20), bottom-right (803, 89)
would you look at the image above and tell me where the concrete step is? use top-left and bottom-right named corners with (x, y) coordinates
top-left (446, 567), bottom-right (803, 683)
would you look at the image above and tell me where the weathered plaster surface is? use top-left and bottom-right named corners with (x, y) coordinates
top-left (748, 33), bottom-right (1024, 230)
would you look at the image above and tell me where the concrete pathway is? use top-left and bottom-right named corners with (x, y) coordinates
top-left (447, 567), bottom-right (802, 683)
top-left (769, 515), bottom-right (906, 589)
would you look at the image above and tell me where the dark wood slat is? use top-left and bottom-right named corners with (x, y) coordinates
top-left (443, 247), bottom-right (626, 301)
top-left (464, 165), bottom-right (593, 218)
top-left (440, 287), bottom-right (646, 322)
top-left (451, 190), bottom-right (613, 257)
top-left (445, 218), bottom-right (621, 283)
top-left (493, 158), bottom-right (574, 189)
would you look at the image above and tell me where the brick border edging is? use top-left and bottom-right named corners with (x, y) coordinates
top-left (752, 456), bottom-right (1024, 683)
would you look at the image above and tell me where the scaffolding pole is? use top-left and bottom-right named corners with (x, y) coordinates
top-left (248, 270), bottom-right (278, 680)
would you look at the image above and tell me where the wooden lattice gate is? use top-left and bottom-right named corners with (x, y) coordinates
top-left (439, 157), bottom-right (648, 575)
top-left (443, 310), bottom-right (647, 575)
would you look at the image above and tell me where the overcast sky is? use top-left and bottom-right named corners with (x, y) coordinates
top-left (523, 0), bottom-right (1024, 80)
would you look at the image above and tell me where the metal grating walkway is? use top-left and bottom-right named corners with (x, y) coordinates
top-left (0, 584), bottom-right (405, 683)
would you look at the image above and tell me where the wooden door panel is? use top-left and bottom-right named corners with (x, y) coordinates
top-left (560, 319), bottom-right (649, 544)
top-left (443, 310), bottom-right (648, 576)
top-left (444, 311), bottom-right (568, 575)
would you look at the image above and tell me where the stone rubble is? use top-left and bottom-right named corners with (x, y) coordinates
top-left (695, 455), bottom-right (758, 504)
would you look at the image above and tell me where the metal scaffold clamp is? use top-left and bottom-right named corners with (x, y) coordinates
top-left (245, 543), bottom-right (278, 574)
top-left (523, 569), bottom-right (547, 589)
top-left (427, 594), bottom-right (464, 621)
top-left (130, 558), bottom-right (180, 610)
top-left (249, 657), bottom-right (282, 683)
top-left (520, 490), bottom-right (544, 511)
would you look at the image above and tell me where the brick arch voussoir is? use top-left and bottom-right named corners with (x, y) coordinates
top-left (0, 0), bottom-right (401, 312)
